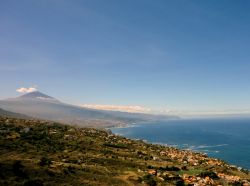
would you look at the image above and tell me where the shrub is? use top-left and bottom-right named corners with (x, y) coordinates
top-left (24, 179), bottom-right (43, 186)
top-left (39, 157), bottom-right (51, 166)
top-left (142, 174), bottom-right (157, 186)
top-left (103, 143), bottom-right (127, 149)
top-left (198, 171), bottom-right (219, 179)
top-left (12, 160), bottom-right (27, 178)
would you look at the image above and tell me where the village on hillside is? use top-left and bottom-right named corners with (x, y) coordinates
top-left (0, 117), bottom-right (250, 186)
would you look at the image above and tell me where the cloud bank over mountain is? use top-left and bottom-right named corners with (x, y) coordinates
top-left (80, 104), bottom-right (151, 113)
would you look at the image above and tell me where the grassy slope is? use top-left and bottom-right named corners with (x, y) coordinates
top-left (0, 117), bottom-right (249, 186)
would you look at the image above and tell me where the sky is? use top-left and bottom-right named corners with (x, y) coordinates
top-left (1, 0), bottom-right (250, 116)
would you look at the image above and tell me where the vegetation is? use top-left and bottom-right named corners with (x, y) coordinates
top-left (0, 117), bottom-right (249, 185)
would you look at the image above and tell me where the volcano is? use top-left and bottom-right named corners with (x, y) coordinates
top-left (11, 91), bottom-right (60, 103)
top-left (0, 91), bottom-right (178, 127)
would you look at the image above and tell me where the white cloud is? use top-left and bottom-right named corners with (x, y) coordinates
top-left (80, 104), bottom-right (151, 113)
top-left (16, 87), bottom-right (37, 93)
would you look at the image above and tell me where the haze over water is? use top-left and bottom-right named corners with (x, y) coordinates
top-left (111, 118), bottom-right (250, 169)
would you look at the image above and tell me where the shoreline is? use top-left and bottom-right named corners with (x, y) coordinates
top-left (1, 116), bottom-right (250, 185)
top-left (109, 121), bottom-right (250, 171)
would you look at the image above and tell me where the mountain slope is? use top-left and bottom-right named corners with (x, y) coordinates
top-left (0, 91), bottom-right (178, 127)
top-left (0, 108), bottom-right (31, 119)
top-left (8, 91), bottom-right (60, 103)
top-left (0, 99), bottom-right (126, 127)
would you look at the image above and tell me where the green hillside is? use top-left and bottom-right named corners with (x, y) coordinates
top-left (0, 117), bottom-right (249, 186)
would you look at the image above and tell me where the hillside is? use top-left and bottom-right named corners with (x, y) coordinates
top-left (0, 108), bottom-right (31, 119)
top-left (0, 117), bottom-right (249, 186)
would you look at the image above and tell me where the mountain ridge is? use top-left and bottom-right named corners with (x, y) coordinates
top-left (0, 108), bottom-right (31, 119)
top-left (0, 91), bottom-right (178, 127)
top-left (7, 91), bottom-right (60, 103)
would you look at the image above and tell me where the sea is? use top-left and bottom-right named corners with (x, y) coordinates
top-left (111, 118), bottom-right (250, 169)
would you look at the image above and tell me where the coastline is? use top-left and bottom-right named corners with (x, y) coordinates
top-left (109, 120), bottom-right (250, 171)
top-left (1, 116), bottom-right (250, 185)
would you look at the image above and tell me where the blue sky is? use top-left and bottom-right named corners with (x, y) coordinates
top-left (1, 0), bottom-right (250, 115)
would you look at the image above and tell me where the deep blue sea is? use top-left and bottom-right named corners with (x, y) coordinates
top-left (111, 118), bottom-right (250, 169)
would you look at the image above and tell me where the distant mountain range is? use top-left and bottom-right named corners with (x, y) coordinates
top-left (0, 91), bottom-right (178, 127)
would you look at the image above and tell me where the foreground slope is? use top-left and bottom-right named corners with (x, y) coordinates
top-left (1, 117), bottom-right (249, 186)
